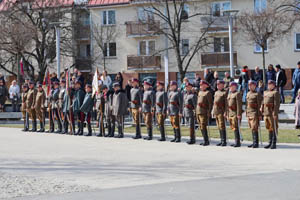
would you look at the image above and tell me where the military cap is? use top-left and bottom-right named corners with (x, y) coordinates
top-left (248, 80), bottom-right (257, 85)
top-left (144, 80), bottom-right (151, 86)
top-left (217, 80), bottom-right (225, 85)
top-left (29, 80), bottom-right (35, 85)
top-left (53, 81), bottom-right (59, 85)
top-left (185, 82), bottom-right (193, 87)
top-left (86, 84), bottom-right (92, 88)
top-left (200, 80), bottom-right (209, 86)
top-left (36, 82), bottom-right (42, 87)
top-left (229, 82), bottom-right (238, 87)
top-left (113, 82), bottom-right (120, 88)
top-left (170, 81), bottom-right (177, 86)
top-left (268, 80), bottom-right (276, 85)
top-left (132, 78), bottom-right (139, 83)
top-left (156, 81), bottom-right (164, 86)
top-left (75, 80), bottom-right (82, 85)
top-left (22, 84), bottom-right (28, 88)
top-left (60, 79), bottom-right (66, 83)
top-left (25, 78), bottom-right (30, 81)
top-left (101, 85), bottom-right (108, 90)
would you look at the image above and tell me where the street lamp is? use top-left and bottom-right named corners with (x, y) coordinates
top-left (224, 10), bottom-right (239, 78)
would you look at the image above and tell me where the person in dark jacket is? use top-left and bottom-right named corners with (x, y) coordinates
top-left (210, 71), bottom-right (219, 93)
top-left (114, 72), bottom-right (124, 89)
top-left (72, 80), bottom-right (86, 135)
top-left (80, 84), bottom-right (94, 136)
top-left (0, 79), bottom-right (8, 112)
top-left (125, 79), bottom-right (132, 101)
top-left (275, 64), bottom-right (285, 103)
top-left (204, 68), bottom-right (214, 85)
top-left (266, 64), bottom-right (276, 83)
top-left (239, 65), bottom-right (250, 102)
top-left (193, 74), bottom-right (201, 90)
top-left (252, 66), bottom-right (263, 82)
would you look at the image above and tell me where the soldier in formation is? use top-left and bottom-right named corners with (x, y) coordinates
top-left (142, 80), bottom-right (155, 140)
top-left (35, 82), bottom-right (46, 132)
top-left (155, 81), bottom-right (168, 141)
top-left (131, 78), bottom-right (142, 139)
top-left (21, 84), bottom-right (29, 132)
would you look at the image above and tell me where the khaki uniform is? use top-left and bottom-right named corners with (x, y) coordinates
top-left (21, 91), bottom-right (29, 130)
top-left (246, 90), bottom-right (262, 131)
top-left (196, 90), bottom-right (212, 131)
top-left (213, 89), bottom-right (227, 131)
top-left (26, 88), bottom-right (37, 120)
top-left (130, 87), bottom-right (142, 138)
top-left (142, 89), bottom-right (154, 128)
top-left (262, 89), bottom-right (280, 132)
top-left (155, 90), bottom-right (168, 127)
top-left (227, 91), bottom-right (242, 131)
top-left (35, 90), bottom-right (46, 122)
top-left (168, 91), bottom-right (182, 129)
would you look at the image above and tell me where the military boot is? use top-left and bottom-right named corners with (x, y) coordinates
top-left (22, 119), bottom-right (28, 132)
top-left (187, 128), bottom-right (195, 145)
top-left (221, 130), bottom-right (227, 146)
top-left (85, 123), bottom-right (92, 136)
top-left (200, 129), bottom-right (209, 146)
top-left (248, 131), bottom-right (255, 148)
top-left (175, 128), bottom-right (181, 143)
top-left (105, 124), bottom-right (111, 137)
top-left (30, 120), bottom-right (37, 132)
top-left (78, 123), bottom-right (84, 136)
top-left (38, 121), bottom-right (45, 133)
top-left (264, 132), bottom-right (273, 149)
top-left (55, 121), bottom-right (62, 134)
top-left (216, 130), bottom-right (223, 146)
top-left (158, 126), bottom-right (166, 141)
top-left (231, 130), bottom-right (241, 147)
top-left (115, 125), bottom-right (124, 138)
top-left (170, 128), bottom-right (177, 142)
top-left (109, 123), bottom-right (115, 137)
top-left (132, 125), bottom-right (142, 139)
top-left (75, 122), bottom-right (81, 135)
top-left (270, 132), bottom-right (277, 149)
top-left (253, 131), bottom-right (259, 148)
top-left (62, 122), bottom-right (68, 134)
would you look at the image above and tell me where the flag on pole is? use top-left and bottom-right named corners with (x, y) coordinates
top-left (20, 58), bottom-right (24, 76)
top-left (92, 68), bottom-right (99, 97)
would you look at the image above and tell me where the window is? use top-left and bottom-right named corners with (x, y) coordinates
top-left (79, 12), bottom-right (90, 26)
top-left (254, 42), bottom-right (268, 53)
top-left (212, 1), bottom-right (231, 17)
top-left (104, 42), bottom-right (117, 57)
top-left (254, 0), bottom-right (267, 13)
top-left (138, 7), bottom-right (154, 22)
top-left (295, 33), bottom-right (300, 51)
top-left (181, 39), bottom-right (189, 55)
top-left (138, 40), bottom-right (155, 56)
top-left (214, 37), bottom-right (229, 52)
top-left (180, 4), bottom-right (189, 20)
top-left (79, 44), bottom-right (91, 58)
top-left (102, 10), bottom-right (116, 25)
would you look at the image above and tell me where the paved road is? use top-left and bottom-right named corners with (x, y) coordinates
top-left (0, 128), bottom-right (299, 199)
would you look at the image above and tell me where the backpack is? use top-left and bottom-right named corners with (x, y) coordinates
top-left (281, 69), bottom-right (287, 86)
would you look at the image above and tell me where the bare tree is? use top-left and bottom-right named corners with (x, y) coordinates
top-left (143, 0), bottom-right (213, 81)
top-left (238, 0), bottom-right (297, 84)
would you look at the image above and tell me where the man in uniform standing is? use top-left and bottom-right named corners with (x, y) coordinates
top-left (246, 80), bottom-right (263, 148)
top-left (58, 79), bottom-right (66, 134)
top-left (196, 80), bottom-right (213, 146)
top-left (261, 80), bottom-right (280, 149)
top-left (227, 82), bottom-right (243, 147)
top-left (131, 78), bottom-right (142, 139)
top-left (104, 85), bottom-right (114, 137)
top-left (26, 81), bottom-right (37, 132)
top-left (168, 81), bottom-right (182, 143)
top-left (112, 82), bottom-right (128, 138)
top-left (184, 82), bottom-right (197, 145)
top-left (51, 81), bottom-right (62, 133)
top-left (21, 84), bottom-right (29, 132)
top-left (213, 80), bottom-right (228, 146)
top-left (35, 82), bottom-right (46, 132)
top-left (62, 81), bottom-right (74, 135)
top-left (142, 81), bottom-right (155, 140)
top-left (155, 81), bottom-right (168, 141)
top-left (72, 80), bottom-right (85, 135)
top-left (80, 84), bottom-right (94, 136)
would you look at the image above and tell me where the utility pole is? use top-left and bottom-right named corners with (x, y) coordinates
top-left (164, 6), bottom-right (169, 90)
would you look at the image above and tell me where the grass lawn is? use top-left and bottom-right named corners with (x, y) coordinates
top-left (1, 124), bottom-right (298, 144)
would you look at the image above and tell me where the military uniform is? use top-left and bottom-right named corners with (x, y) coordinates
top-left (262, 80), bottom-right (280, 149)
top-left (130, 79), bottom-right (142, 139)
top-left (104, 89), bottom-right (114, 137)
top-left (58, 84), bottom-right (66, 133)
top-left (227, 82), bottom-right (243, 147)
top-left (95, 88), bottom-right (106, 137)
top-left (213, 81), bottom-right (228, 146)
top-left (142, 81), bottom-right (155, 140)
top-left (196, 80), bottom-right (213, 146)
top-left (21, 86), bottom-right (29, 131)
top-left (62, 87), bottom-right (75, 134)
top-left (50, 84), bottom-right (62, 133)
top-left (184, 82), bottom-right (197, 145)
top-left (112, 83), bottom-right (128, 138)
top-left (72, 84), bottom-right (85, 135)
top-left (168, 81), bottom-right (182, 143)
top-left (246, 81), bottom-right (263, 148)
top-left (80, 88), bottom-right (94, 136)
top-left (35, 84), bottom-right (46, 132)
top-left (155, 81), bottom-right (168, 141)
top-left (26, 82), bottom-right (38, 132)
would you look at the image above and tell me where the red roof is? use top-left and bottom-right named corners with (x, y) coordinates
top-left (0, 0), bottom-right (74, 11)
top-left (88, 0), bottom-right (130, 7)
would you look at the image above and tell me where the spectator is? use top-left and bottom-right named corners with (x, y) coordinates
top-left (0, 73), bottom-right (6, 85)
top-left (223, 72), bottom-right (234, 89)
top-left (204, 68), bottom-right (214, 85)
top-left (252, 66), bottom-right (263, 82)
top-left (0, 79), bottom-right (8, 112)
top-left (125, 79), bottom-right (132, 101)
top-left (257, 80), bottom-right (264, 96)
top-left (193, 74), bottom-right (201, 89)
top-left (101, 70), bottom-right (112, 89)
top-left (180, 77), bottom-right (189, 91)
top-left (239, 65), bottom-right (250, 102)
top-left (292, 61), bottom-right (300, 103)
top-left (9, 80), bottom-right (20, 112)
top-left (275, 65), bottom-right (286, 104)
top-left (266, 64), bottom-right (276, 83)
top-left (24, 78), bottom-right (30, 85)
top-left (115, 72), bottom-right (124, 89)
top-left (294, 89), bottom-right (300, 129)
top-left (211, 71), bottom-right (219, 92)
top-left (77, 71), bottom-right (85, 86)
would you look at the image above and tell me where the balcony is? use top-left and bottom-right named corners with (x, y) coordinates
top-left (127, 55), bottom-right (161, 70)
top-left (201, 52), bottom-right (237, 67)
top-left (75, 58), bottom-right (92, 71)
top-left (200, 16), bottom-right (237, 32)
top-left (125, 21), bottom-right (161, 37)
top-left (75, 25), bottom-right (90, 40)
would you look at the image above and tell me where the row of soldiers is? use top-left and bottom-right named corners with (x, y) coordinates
top-left (20, 77), bottom-right (280, 149)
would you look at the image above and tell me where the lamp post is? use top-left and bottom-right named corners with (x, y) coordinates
top-left (224, 10), bottom-right (239, 78)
